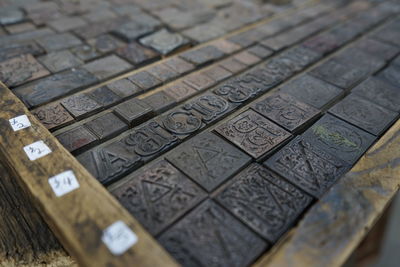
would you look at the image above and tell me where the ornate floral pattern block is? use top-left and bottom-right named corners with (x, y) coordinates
top-left (251, 92), bottom-right (320, 132)
top-left (215, 109), bottom-right (292, 158)
top-left (158, 200), bottom-right (268, 267)
top-left (111, 160), bottom-right (206, 235)
top-left (32, 102), bottom-right (74, 130)
top-left (216, 164), bottom-right (312, 241)
top-left (265, 137), bottom-right (350, 198)
top-left (166, 131), bottom-right (251, 192)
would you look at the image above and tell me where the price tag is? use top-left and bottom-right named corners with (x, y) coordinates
top-left (48, 170), bottom-right (80, 197)
top-left (102, 221), bottom-right (138, 255)
top-left (9, 115), bottom-right (31, 131)
top-left (23, 140), bottom-right (52, 161)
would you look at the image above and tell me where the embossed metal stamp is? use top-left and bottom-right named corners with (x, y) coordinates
top-left (265, 137), bottom-right (350, 198)
top-left (161, 107), bottom-right (204, 137)
top-left (302, 114), bottom-right (376, 164)
top-left (215, 110), bottom-right (292, 158)
top-left (251, 92), bottom-right (320, 132)
top-left (183, 93), bottom-right (233, 124)
top-left (158, 200), bottom-right (268, 267)
top-left (79, 120), bottom-right (178, 184)
top-left (111, 160), bottom-right (206, 235)
top-left (32, 103), bottom-right (74, 130)
top-left (61, 94), bottom-right (101, 118)
top-left (216, 163), bottom-right (312, 241)
top-left (166, 131), bottom-right (251, 192)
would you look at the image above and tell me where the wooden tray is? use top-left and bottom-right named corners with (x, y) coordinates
top-left (1, 79), bottom-right (399, 267)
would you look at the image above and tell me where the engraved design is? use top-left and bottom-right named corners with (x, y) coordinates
top-left (124, 121), bottom-right (178, 156)
top-left (90, 121), bottom-right (178, 184)
top-left (166, 132), bottom-right (250, 192)
top-left (214, 74), bottom-right (261, 103)
top-left (92, 142), bottom-right (141, 184)
top-left (162, 110), bottom-right (202, 135)
top-left (302, 115), bottom-right (375, 164)
top-left (158, 200), bottom-right (267, 267)
top-left (216, 110), bottom-right (291, 158)
top-left (0, 54), bottom-right (49, 87)
top-left (216, 164), bottom-right (312, 242)
top-left (246, 60), bottom-right (291, 90)
top-left (61, 94), bottom-right (100, 116)
top-left (311, 122), bottom-right (364, 153)
top-left (252, 93), bottom-right (319, 132)
top-left (183, 94), bottom-right (229, 123)
top-left (98, 149), bottom-right (132, 178)
top-left (247, 47), bottom-right (319, 89)
top-left (112, 160), bottom-right (206, 235)
top-left (265, 137), bottom-right (349, 198)
top-left (33, 104), bottom-right (72, 128)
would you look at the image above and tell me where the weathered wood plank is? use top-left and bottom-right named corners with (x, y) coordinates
top-left (253, 119), bottom-right (400, 267)
top-left (0, 159), bottom-right (76, 267)
top-left (0, 81), bottom-right (178, 267)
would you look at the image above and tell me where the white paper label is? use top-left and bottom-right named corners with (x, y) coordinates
top-left (23, 140), bottom-right (52, 161)
top-left (48, 170), bottom-right (80, 197)
top-left (9, 115), bottom-right (31, 131)
top-left (102, 221), bottom-right (138, 255)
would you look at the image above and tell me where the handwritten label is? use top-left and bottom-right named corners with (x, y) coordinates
top-left (48, 170), bottom-right (80, 197)
top-left (102, 221), bottom-right (138, 255)
top-left (9, 115), bottom-right (31, 131)
top-left (23, 140), bottom-right (52, 161)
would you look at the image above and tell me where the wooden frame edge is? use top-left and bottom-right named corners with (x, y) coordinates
top-left (0, 82), bottom-right (178, 267)
top-left (253, 119), bottom-right (400, 267)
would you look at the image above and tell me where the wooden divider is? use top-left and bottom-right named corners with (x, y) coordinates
top-left (0, 81), bottom-right (178, 267)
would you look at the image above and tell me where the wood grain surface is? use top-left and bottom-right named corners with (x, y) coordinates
top-left (0, 159), bottom-right (76, 267)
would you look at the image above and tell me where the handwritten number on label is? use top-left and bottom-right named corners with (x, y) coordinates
top-left (102, 221), bottom-right (138, 255)
top-left (11, 118), bottom-right (24, 129)
top-left (48, 170), bottom-right (80, 197)
top-left (9, 115), bottom-right (31, 131)
top-left (23, 141), bottom-right (52, 161)
top-left (29, 146), bottom-right (44, 155)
